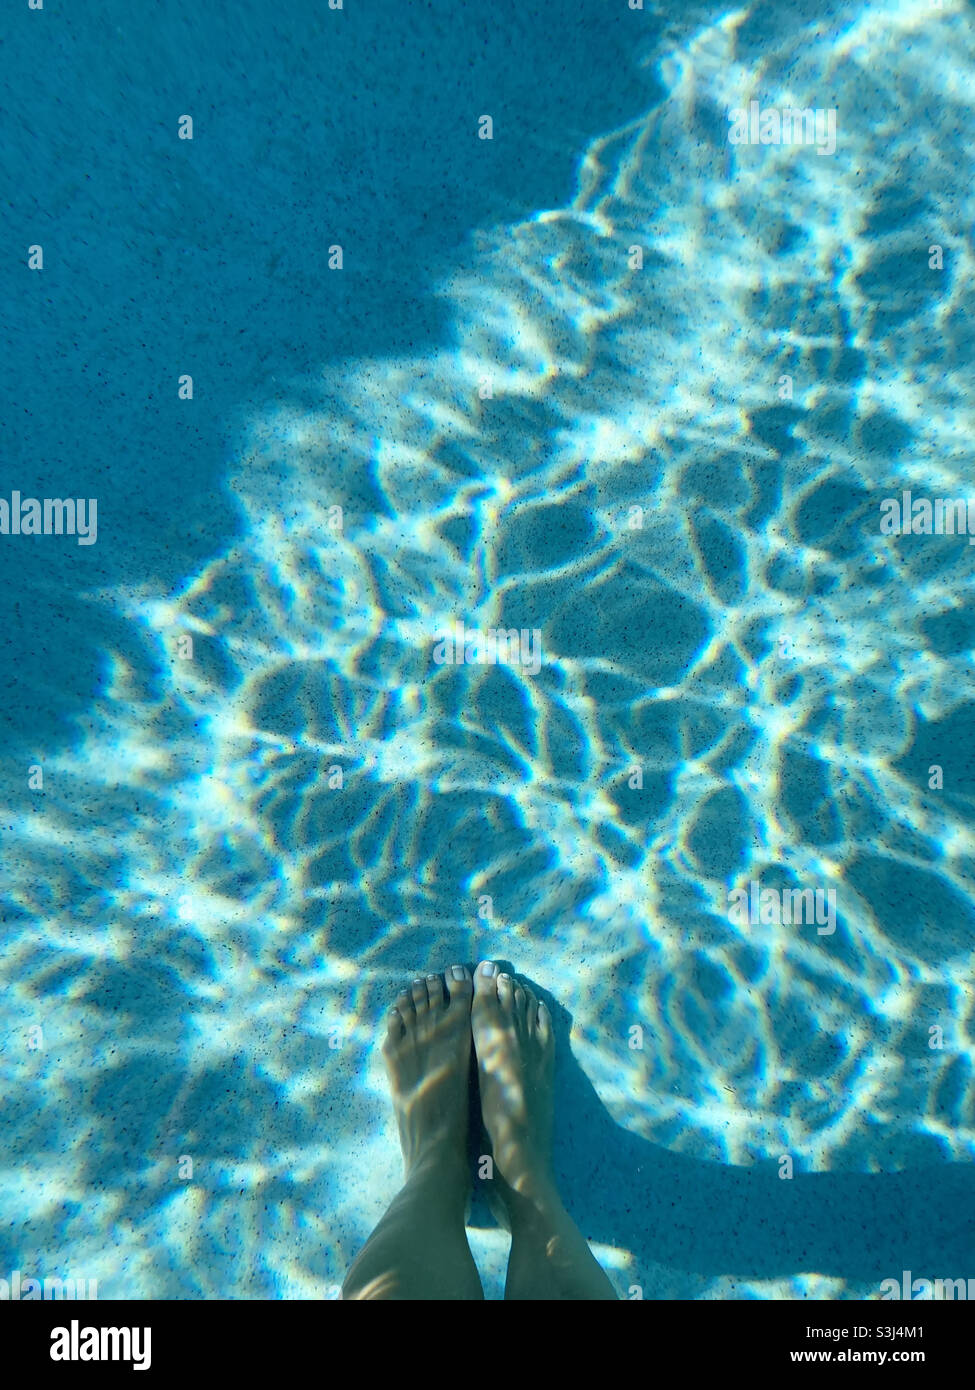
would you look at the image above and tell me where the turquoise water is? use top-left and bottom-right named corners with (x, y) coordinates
top-left (2, 0), bottom-right (974, 1299)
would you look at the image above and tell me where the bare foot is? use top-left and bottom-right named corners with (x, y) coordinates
top-left (471, 962), bottom-right (555, 1200)
top-left (382, 966), bottom-right (474, 1179)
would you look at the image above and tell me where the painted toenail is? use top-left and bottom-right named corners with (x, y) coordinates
top-left (426, 973), bottom-right (439, 980)
top-left (498, 972), bottom-right (510, 982)
top-left (478, 961), bottom-right (498, 977)
top-left (451, 965), bottom-right (466, 980)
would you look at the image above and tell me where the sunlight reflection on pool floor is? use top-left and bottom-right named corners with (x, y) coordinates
top-left (2, 0), bottom-right (974, 1298)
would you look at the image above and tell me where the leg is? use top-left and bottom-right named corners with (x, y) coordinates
top-left (342, 967), bottom-right (484, 1300)
top-left (471, 962), bottom-right (617, 1300)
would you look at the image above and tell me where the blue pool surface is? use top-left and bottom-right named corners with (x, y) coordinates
top-left (1, 0), bottom-right (974, 1299)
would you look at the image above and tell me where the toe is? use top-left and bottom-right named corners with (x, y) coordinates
top-left (383, 1006), bottom-right (405, 1048)
top-left (425, 972), bottom-right (445, 1008)
top-left (496, 972), bottom-right (514, 1010)
top-left (445, 963), bottom-right (474, 1006)
top-left (536, 998), bottom-right (551, 1043)
top-left (473, 960), bottom-right (500, 1004)
top-left (521, 986), bottom-right (537, 1030)
top-left (410, 977), bottom-right (428, 1012)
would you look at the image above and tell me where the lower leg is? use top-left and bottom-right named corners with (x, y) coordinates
top-left (501, 1173), bottom-right (616, 1300)
top-left (342, 1152), bottom-right (483, 1300)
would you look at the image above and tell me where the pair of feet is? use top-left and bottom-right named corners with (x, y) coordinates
top-left (383, 961), bottom-right (555, 1212)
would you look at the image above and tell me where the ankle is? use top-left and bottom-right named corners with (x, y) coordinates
top-left (494, 1139), bottom-right (556, 1198)
top-left (500, 1164), bottom-right (562, 1213)
top-left (403, 1141), bottom-right (470, 1187)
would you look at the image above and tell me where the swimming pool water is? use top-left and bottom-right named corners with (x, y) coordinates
top-left (2, 0), bottom-right (974, 1300)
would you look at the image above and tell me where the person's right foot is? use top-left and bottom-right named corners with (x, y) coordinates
top-left (471, 962), bottom-right (555, 1200)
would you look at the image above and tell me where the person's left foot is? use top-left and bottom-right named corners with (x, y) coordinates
top-left (383, 966), bottom-right (474, 1179)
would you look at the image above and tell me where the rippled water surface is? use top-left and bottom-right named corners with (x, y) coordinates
top-left (2, 0), bottom-right (974, 1299)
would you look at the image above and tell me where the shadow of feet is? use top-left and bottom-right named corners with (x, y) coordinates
top-left (466, 966), bottom-right (975, 1291)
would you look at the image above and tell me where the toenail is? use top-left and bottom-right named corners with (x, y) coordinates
top-left (498, 972), bottom-right (510, 983)
top-left (426, 973), bottom-right (439, 981)
top-left (478, 961), bottom-right (498, 977)
top-left (412, 978), bottom-right (423, 986)
top-left (451, 965), bottom-right (466, 980)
